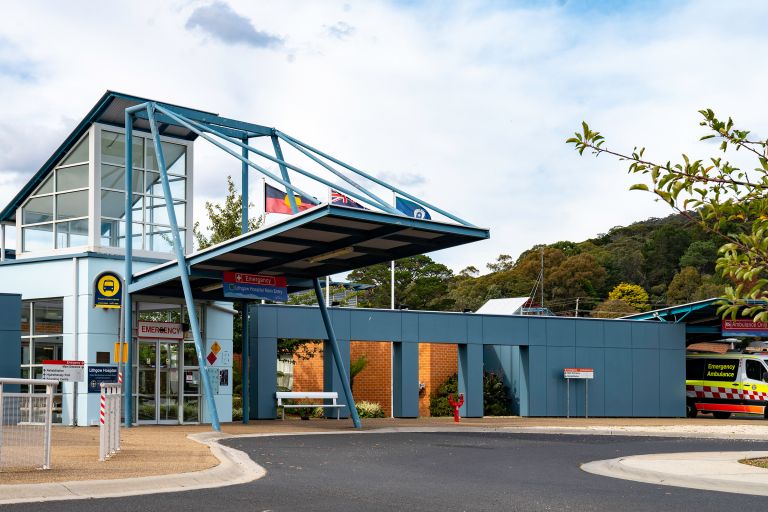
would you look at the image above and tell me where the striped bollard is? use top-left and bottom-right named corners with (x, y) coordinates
top-left (99, 387), bottom-right (107, 461)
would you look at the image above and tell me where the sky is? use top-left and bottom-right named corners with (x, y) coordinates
top-left (1, 0), bottom-right (767, 274)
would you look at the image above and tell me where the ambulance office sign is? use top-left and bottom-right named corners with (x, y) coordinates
top-left (42, 360), bottom-right (85, 382)
top-left (563, 368), bottom-right (594, 379)
top-left (722, 319), bottom-right (768, 337)
top-left (138, 321), bottom-right (184, 339)
top-left (94, 271), bottom-right (122, 309)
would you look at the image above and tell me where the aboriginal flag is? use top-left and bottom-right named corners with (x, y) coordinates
top-left (264, 183), bottom-right (319, 214)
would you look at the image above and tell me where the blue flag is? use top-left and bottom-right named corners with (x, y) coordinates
top-left (395, 196), bottom-right (431, 220)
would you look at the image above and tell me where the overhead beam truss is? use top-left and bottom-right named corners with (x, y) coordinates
top-left (123, 101), bottom-right (475, 431)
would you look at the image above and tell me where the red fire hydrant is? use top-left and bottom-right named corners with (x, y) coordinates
top-left (448, 393), bottom-right (464, 423)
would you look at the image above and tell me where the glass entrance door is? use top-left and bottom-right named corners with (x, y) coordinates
top-left (137, 340), bottom-right (180, 424)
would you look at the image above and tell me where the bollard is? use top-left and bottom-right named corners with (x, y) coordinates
top-left (447, 393), bottom-right (464, 423)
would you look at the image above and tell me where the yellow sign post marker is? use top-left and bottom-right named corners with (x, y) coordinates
top-left (113, 342), bottom-right (128, 363)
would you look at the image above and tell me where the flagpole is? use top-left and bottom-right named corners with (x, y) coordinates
top-left (391, 190), bottom-right (395, 310)
top-left (390, 190), bottom-right (395, 419)
top-left (327, 187), bottom-right (331, 307)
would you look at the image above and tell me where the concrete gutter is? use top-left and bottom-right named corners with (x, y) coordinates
top-left (0, 432), bottom-right (265, 505)
top-left (582, 451), bottom-right (768, 496)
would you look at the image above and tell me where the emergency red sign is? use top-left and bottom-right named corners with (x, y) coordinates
top-left (564, 368), bottom-right (594, 379)
top-left (223, 272), bottom-right (287, 287)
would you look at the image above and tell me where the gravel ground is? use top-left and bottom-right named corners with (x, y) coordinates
top-left (2, 416), bottom-right (768, 485)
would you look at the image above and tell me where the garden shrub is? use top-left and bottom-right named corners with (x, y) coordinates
top-left (429, 372), bottom-right (512, 417)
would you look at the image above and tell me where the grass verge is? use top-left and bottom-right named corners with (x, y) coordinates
top-left (740, 457), bottom-right (768, 469)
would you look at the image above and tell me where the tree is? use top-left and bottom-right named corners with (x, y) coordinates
top-left (679, 240), bottom-right (718, 274)
top-left (590, 299), bottom-right (639, 319)
top-left (547, 253), bottom-right (607, 301)
top-left (567, 111), bottom-right (765, 320)
top-left (666, 267), bottom-right (702, 305)
top-left (607, 283), bottom-right (649, 312)
top-left (348, 255), bottom-right (454, 310)
top-left (193, 176), bottom-right (263, 353)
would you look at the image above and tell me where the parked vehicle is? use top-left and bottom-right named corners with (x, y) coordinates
top-left (686, 353), bottom-right (768, 419)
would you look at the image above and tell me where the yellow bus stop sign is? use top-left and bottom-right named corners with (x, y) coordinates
top-left (94, 271), bottom-right (122, 309)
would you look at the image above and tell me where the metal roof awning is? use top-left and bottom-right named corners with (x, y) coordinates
top-left (129, 204), bottom-right (490, 300)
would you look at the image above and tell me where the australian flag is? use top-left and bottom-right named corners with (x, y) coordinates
top-left (395, 196), bottom-right (431, 220)
top-left (331, 189), bottom-right (366, 209)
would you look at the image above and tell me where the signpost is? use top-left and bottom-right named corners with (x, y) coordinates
top-left (221, 272), bottom-right (288, 302)
top-left (42, 360), bottom-right (85, 382)
top-left (563, 368), bottom-right (594, 418)
top-left (722, 319), bottom-right (768, 337)
top-left (94, 272), bottom-right (122, 309)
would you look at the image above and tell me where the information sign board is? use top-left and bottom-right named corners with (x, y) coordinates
top-left (87, 365), bottom-right (118, 393)
top-left (222, 272), bottom-right (288, 302)
top-left (722, 319), bottom-right (768, 337)
top-left (563, 368), bottom-right (594, 379)
top-left (94, 272), bottom-right (122, 309)
top-left (42, 360), bottom-right (85, 382)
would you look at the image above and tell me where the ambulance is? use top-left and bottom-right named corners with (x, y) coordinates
top-left (686, 353), bottom-right (768, 419)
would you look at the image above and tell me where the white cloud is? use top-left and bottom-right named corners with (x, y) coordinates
top-left (0, 0), bottom-right (766, 272)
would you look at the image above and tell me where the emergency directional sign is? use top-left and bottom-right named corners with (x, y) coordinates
top-left (222, 272), bottom-right (288, 302)
top-left (94, 271), bottom-right (122, 309)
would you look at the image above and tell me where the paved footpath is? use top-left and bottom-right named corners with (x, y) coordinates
top-left (2, 418), bottom-right (768, 504)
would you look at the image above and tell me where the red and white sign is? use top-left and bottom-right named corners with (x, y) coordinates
top-left (138, 321), bottom-right (184, 339)
top-left (564, 368), bottom-right (594, 379)
top-left (223, 272), bottom-right (287, 287)
top-left (722, 319), bottom-right (768, 336)
top-left (42, 360), bottom-right (85, 382)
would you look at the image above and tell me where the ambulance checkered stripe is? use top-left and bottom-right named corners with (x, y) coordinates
top-left (686, 385), bottom-right (768, 401)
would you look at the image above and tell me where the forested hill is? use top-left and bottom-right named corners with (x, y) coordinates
top-left (348, 212), bottom-right (726, 317)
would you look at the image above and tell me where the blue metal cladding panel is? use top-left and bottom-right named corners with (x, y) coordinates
top-left (574, 347), bottom-right (606, 416)
top-left (659, 324), bottom-right (685, 349)
top-left (603, 321), bottom-right (632, 348)
top-left (329, 308), bottom-right (351, 340)
top-left (402, 312), bottom-right (418, 342)
top-left (632, 349), bottom-right (660, 417)
top-left (467, 315), bottom-right (483, 342)
top-left (484, 345), bottom-right (514, 394)
top-left (458, 343), bottom-right (483, 417)
top-left (575, 320), bottom-right (604, 348)
top-left (277, 307), bottom-right (327, 339)
top-left (528, 319), bottom-right (546, 346)
top-left (419, 313), bottom-right (467, 343)
top-left (392, 342), bottom-right (419, 417)
top-left (481, 316), bottom-right (528, 345)
top-left (250, 337), bottom-right (277, 419)
top-left (546, 346), bottom-right (576, 416)
top-left (631, 322), bottom-right (660, 349)
top-left (659, 348), bottom-right (685, 417)
top-left (603, 348), bottom-right (633, 416)
top-left (350, 309), bottom-right (402, 341)
top-left (545, 319), bottom-right (576, 347)
top-left (0, 294), bottom-right (21, 392)
top-left (324, 338), bottom-right (350, 418)
top-left (518, 346), bottom-right (532, 416)
top-left (510, 346), bottom-right (524, 415)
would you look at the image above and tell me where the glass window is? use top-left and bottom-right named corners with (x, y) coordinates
top-left (746, 360), bottom-right (766, 381)
top-left (102, 165), bottom-right (142, 192)
top-left (147, 203), bottom-right (185, 227)
top-left (33, 336), bottom-right (63, 363)
top-left (21, 303), bottom-right (30, 336)
top-left (147, 141), bottom-right (186, 175)
top-left (144, 173), bottom-right (186, 200)
top-left (61, 134), bottom-right (89, 166)
top-left (100, 220), bottom-right (143, 249)
top-left (33, 174), bottom-right (54, 196)
top-left (56, 219), bottom-right (89, 248)
top-left (22, 196), bottom-right (53, 224)
top-left (101, 131), bottom-right (144, 167)
top-left (56, 190), bottom-right (88, 219)
top-left (22, 224), bottom-right (53, 252)
top-left (33, 300), bottom-right (63, 334)
top-left (147, 229), bottom-right (183, 252)
top-left (56, 164), bottom-right (88, 191)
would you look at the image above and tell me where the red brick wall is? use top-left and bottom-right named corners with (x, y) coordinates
top-left (292, 341), bottom-right (458, 417)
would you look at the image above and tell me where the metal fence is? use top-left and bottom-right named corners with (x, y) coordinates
top-left (99, 383), bottom-right (121, 461)
top-left (0, 378), bottom-right (56, 470)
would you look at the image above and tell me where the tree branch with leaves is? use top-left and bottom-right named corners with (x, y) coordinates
top-left (567, 110), bottom-right (768, 321)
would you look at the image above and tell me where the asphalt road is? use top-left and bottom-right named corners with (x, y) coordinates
top-left (6, 433), bottom-right (768, 511)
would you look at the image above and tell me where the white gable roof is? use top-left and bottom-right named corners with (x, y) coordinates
top-left (475, 297), bottom-right (529, 315)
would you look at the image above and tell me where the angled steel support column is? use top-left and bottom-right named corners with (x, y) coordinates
top-left (146, 104), bottom-right (221, 432)
top-left (241, 137), bottom-right (250, 424)
top-left (313, 279), bottom-right (361, 428)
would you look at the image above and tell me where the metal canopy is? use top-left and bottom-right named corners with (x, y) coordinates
top-left (130, 204), bottom-right (489, 299)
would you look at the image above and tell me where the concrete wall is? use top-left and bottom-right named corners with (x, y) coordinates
top-left (249, 305), bottom-right (686, 419)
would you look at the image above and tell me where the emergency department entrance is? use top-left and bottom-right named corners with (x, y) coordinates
top-left (134, 303), bottom-right (202, 424)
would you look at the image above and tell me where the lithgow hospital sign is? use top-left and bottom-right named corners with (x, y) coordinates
top-left (138, 321), bottom-right (184, 340)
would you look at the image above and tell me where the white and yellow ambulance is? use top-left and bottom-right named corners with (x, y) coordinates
top-left (686, 353), bottom-right (768, 419)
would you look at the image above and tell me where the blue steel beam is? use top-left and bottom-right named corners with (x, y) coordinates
top-left (147, 104), bottom-right (221, 432)
top-left (313, 278), bottom-right (361, 428)
top-left (275, 130), bottom-right (476, 227)
top-left (276, 134), bottom-right (397, 213)
top-left (123, 109), bottom-right (135, 427)
top-left (133, 110), bottom-right (248, 139)
top-left (152, 105), bottom-right (318, 205)
top-left (158, 105), bottom-right (399, 216)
